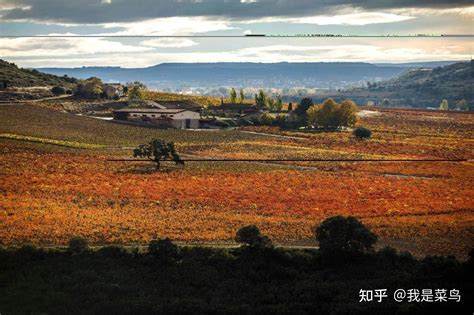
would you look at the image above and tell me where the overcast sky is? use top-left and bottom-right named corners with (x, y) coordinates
top-left (0, 0), bottom-right (472, 67)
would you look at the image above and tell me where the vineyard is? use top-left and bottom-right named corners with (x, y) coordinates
top-left (0, 104), bottom-right (473, 258)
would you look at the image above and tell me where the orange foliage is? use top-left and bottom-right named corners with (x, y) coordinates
top-left (1, 141), bottom-right (473, 257)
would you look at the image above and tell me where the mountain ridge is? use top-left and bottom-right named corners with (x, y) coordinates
top-left (38, 61), bottom-right (459, 91)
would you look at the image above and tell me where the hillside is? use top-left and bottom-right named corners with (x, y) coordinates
top-left (372, 61), bottom-right (472, 104)
top-left (297, 61), bottom-right (473, 109)
top-left (361, 61), bottom-right (473, 108)
top-left (0, 59), bottom-right (77, 88)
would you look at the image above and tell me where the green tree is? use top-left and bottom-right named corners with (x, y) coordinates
top-left (439, 99), bottom-right (449, 110)
top-left (295, 97), bottom-right (313, 117)
top-left (254, 90), bottom-right (267, 109)
top-left (239, 89), bottom-right (245, 104)
top-left (266, 98), bottom-right (275, 111)
top-left (315, 216), bottom-right (377, 262)
top-left (75, 77), bottom-right (103, 99)
top-left (306, 105), bottom-right (319, 127)
top-left (316, 98), bottom-right (339, 129)
top-left (274, 95), bottom-right (283, 112)
top-left (201, 102), bottom-right (212, 118)
top-left (307, 98), bottom-right (358, 130)
top-left (259, 112), bottom-right (274, 125)
top-left (230, 88), bottom-right (237, 103)
top-left (128, 82), bottom-right (145, 106)
top-left (337, 99), bottom-right (358, 127)
top-left (133, 139), bottom-right (184, 170)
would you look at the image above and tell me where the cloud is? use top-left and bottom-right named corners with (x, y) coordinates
top-left (141, 38), bottom-right (198, 48)
top-left (101, 17), bottom-right (234, 35)
top-left (243, 12), bottom-right (415, 25)
top-left (0, 0), bottom-right (471, 24)
top-left (0, 36), bottom-right (152, 57)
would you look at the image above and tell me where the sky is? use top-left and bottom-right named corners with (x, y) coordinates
top-left (0, 0), bottom-right (472, 68)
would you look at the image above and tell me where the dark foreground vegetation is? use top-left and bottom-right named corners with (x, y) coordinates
top-left (1, 216), bottom-right (472, 314)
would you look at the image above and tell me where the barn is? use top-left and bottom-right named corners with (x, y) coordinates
top-left (112, 108), bottom-right (200, 129)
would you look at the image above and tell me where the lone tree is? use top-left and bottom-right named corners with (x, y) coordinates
top-left (315, 216), bottom-right (377, 262)
top-left (235, 225), bottom-right (272, 249)
top-left (133, 139), bottom-right (184, 170)
top-left (230, 88), bottom-right (237, 103)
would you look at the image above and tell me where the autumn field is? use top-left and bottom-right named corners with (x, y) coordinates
top-left (0, 104), bottom-right (473, 258)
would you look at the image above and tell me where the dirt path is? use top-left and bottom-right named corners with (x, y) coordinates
top-left (0, 94), bottom-right (70, 105)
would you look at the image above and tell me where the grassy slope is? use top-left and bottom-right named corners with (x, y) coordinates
top-left (0, 104), bottom-right (263, 148)
top-left (0, 59), bottom-right (76, 88)
top-left (369, 61), bottom-right (473, 106)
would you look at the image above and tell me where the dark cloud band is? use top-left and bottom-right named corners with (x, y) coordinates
top-left (0, 0), bottom-right (471, 24)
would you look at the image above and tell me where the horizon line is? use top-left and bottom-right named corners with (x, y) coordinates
top-left (31, 60), bottom-right (468, 69)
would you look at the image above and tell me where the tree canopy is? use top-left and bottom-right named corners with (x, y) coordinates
top-left (315, 216), bottom-right (377, 262)
top-left (307, 98), bottom-right (358, 129)
top-left (133, 139), bottom-right (184, 170)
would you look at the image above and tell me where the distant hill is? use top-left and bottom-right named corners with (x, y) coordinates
top-left (360, 61), bottom-right (472, 108)
top-left (0, 59), bottom-right (77, 88)
top-left (38, 62), bottom-right (447, 90)
top-left (294, 61), bottom-right (473, 109)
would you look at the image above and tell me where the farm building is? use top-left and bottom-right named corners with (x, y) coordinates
top-left (153, 100), bottom-right (201, 111)
top-left (112, 108), bottom-right (200, 129)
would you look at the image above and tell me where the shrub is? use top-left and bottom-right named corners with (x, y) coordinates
top-left (315, 216), bottom-right (377, 263)
top-left (258, 113), bottom-right (274, 126)
top-left (272, 114), bottom-right (287, 127)
top-left (148, 238), bottom-right (179, 262)
top-left (68, 237), bottom-right (89, 254)
top-left (213, 120), bottom-right (231, 128)
top-left (235, 225), bottom-right (272, 249)
top-left (353, 127), bottom-right (372, 139)
top-left (97, 245), bottom-right (127, 258)
top-left (51, 86), bottom-right (66, 95)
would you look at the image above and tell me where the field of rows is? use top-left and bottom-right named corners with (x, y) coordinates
top-left (0, 104), bottom-right (473, 258)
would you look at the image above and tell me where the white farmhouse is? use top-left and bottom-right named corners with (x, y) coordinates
top-left (113, 108), bottom-right (200, 129)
